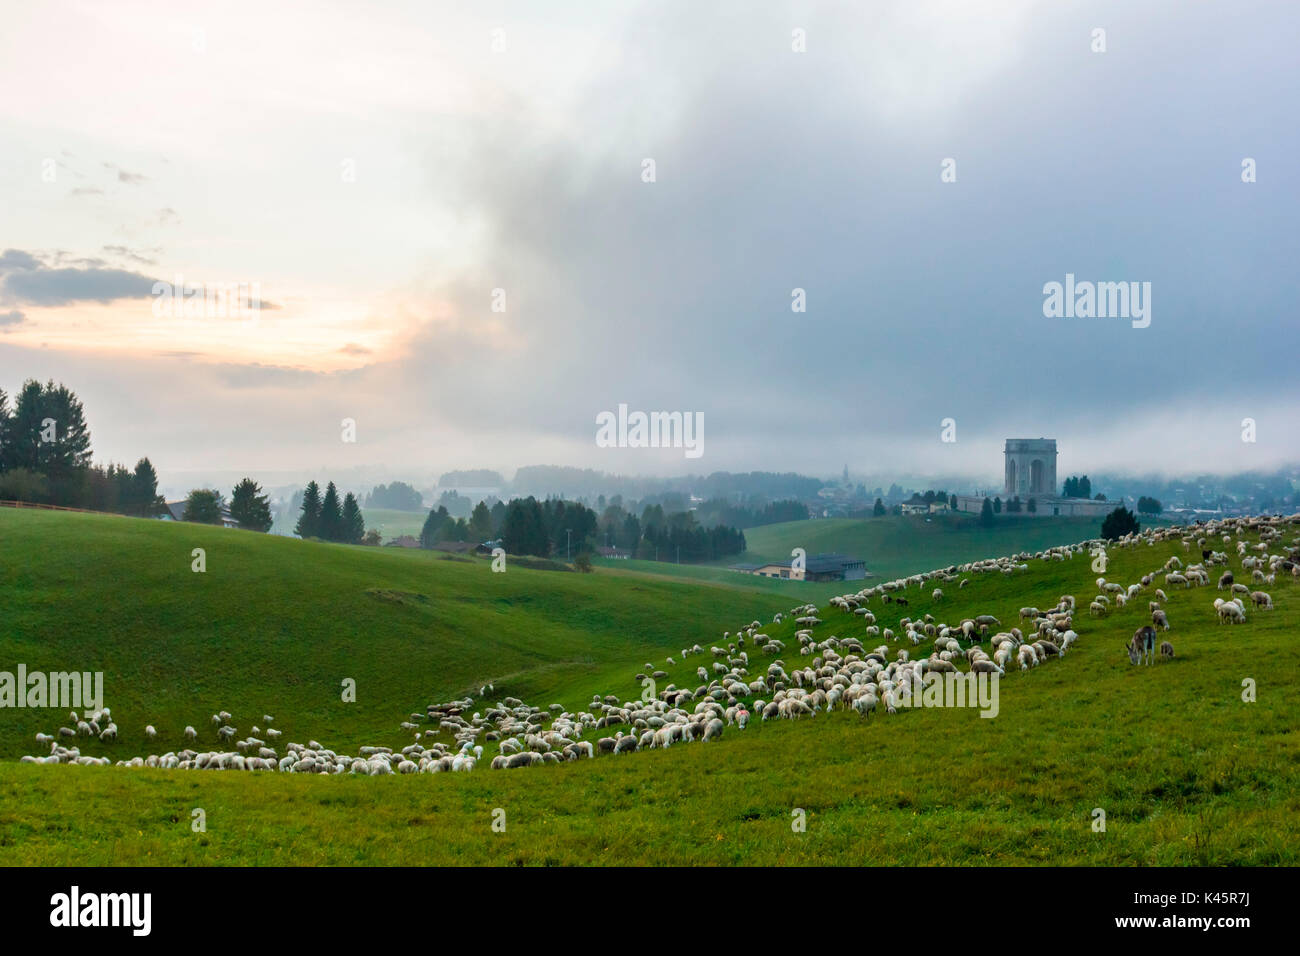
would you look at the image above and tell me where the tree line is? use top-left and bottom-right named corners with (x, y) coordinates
top-left (400, 493), bottom-right (749, 566)
top-left (0, 379), bottom-right (163, 515)
top-left (365, 480), bottom-right (424, 511)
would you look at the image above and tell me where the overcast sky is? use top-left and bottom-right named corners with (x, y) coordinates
top-left (1, 0), bottom-right (1296, 489)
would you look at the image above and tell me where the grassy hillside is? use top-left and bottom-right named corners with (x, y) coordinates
top-left (1, 508), bottom-right (1295, 866)
top-left (593, 557), bottom-right (852, 603)
top-left (731, 513), bottom-right (1120, 578)
top-left (350, 507), bottom-right (428, 540)
top-left (0, 509), bottom-right (786, 760)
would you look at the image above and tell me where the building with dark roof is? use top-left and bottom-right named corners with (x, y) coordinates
top-left (745, 552), bottom-right (867, 582)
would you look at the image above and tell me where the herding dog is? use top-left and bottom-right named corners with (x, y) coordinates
top-left (1128, 625), bottom-right (1158, 666)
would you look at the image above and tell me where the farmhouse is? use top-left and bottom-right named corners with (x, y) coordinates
top-left (158, 500), bottom-right (240, 528)
top-left (739, 552), bottom-right (868, 582)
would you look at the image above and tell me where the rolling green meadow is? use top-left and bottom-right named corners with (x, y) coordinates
top-left (726, 513), bottom-right (1162, 575)
top-left (0, 507), bottom-right (1296, 865)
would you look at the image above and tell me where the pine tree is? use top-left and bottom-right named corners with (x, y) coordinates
top-left (468, 500), bottom-right (493, 541)
top-left (1101, 505), bottom-right (1140, 541)
top-left (295, 480), bottom-right (322, 538)
top-left (319, 482), bottom-right (343, 541)
top-left (132, 457), bottom-right (163, 516)
top-left (420, 505), bottom-right (449, 548)
top-left (502, 497), bottom-right (548, 556)
top-left (872, 497), bottom-right (885, 517)
top-left (0, 387), bottom-right (9, 471)
top-left (230, 478), bottom-right (274, 532)
top-left (6, 380), bottom-right (93, 505)
top-left (342, 492), bottom-right (365, 544)
top-left (979, 497), bottom-right (994, 527)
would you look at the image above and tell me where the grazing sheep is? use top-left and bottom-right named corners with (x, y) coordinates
top-left (1159, 641), bottom-right (1174, 661)
top-left (1215, 600), bottom-right (1246, 624)
top-left (145, 725), bottom-right (156, 739)
top-left (184, 726), bottom-right (197, 740)
top-left (1250, 590), bottom-right (1273, 610)
top-left (1152, 609), bottom-right (1170, 631)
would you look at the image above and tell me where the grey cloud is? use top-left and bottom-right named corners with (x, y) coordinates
top-left (0, 249), bottom-right (41, 273)
top-left (389, 0), bottom-right (1300, 476)
top-left (0, 309), bottom-right (25, 326)
top-left (1, 260), bottom-right (157, 306)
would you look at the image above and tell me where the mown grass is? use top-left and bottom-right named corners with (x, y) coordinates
top-left (0, 508), bottom-right (1295, 865)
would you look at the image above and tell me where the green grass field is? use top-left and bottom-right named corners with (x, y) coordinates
top-left (271, 505), bottom-right (428, 540)
top-left (729, 513), bottom-right (1148, 577)
top-left (1, 508), bottom-right (1295, 865)
top-left (603, 513), bottom-right (1126, 597)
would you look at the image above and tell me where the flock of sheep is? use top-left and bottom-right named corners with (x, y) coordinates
top-left (1087, 515), bottom-right (1294, 665)
top-left (19, 513), bottom-right (1297, 775)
